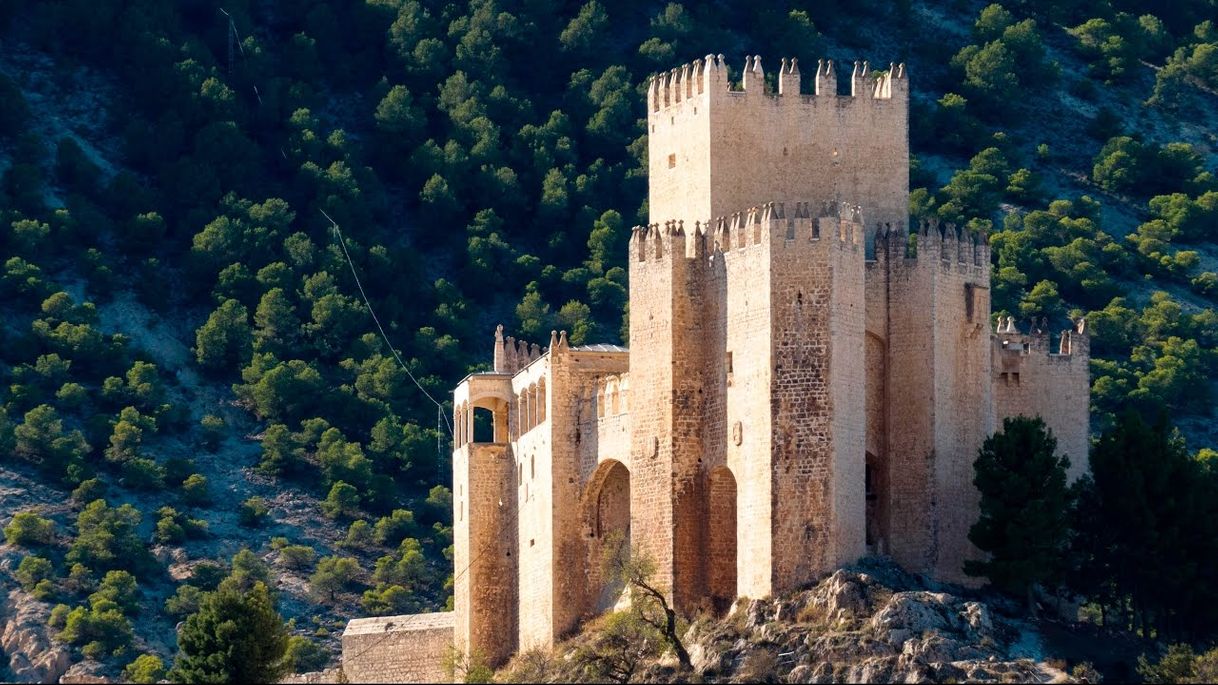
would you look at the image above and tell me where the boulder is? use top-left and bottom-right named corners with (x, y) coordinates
top-left (744, 599), bottom-right (768, 629)
top-left (868, 591), bottom-right (958, 643)
top-left (802, 570), bottom-right (869, 627)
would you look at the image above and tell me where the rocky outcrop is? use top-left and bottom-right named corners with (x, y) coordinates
top-left (681, 565), bottom-right (1068, 684)
top-left (1, 587), bottom-right (72, 684)
top-left (501, 559), bottom-right (1077, 684)
top-left (58, 661), bottom-right (111, 684)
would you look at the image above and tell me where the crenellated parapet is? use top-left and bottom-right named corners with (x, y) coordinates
top-left (873, 219), bottom-right (991, 279)
top-left (993, 317), bottom-right (1090, 359)
top-left (647, 55), bottom-right (908, 113)
top-left (629, 200), bottom-right (867, 264)
top-left (493, 324), bottom-right (566, 375)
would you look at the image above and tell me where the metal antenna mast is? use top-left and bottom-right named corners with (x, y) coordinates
top-left (219, 8), bottom-right (236, 77)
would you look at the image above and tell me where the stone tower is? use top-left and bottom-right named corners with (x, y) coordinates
top-left (648, 56), bottom-right (909, 248)
top-left (636, 54), bottom-right (908, 608)
top-left (434, 54), bottom-right (1093, 675)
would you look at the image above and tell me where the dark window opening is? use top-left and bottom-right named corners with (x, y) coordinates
top-left (473, 407), bottom-right (495, 443)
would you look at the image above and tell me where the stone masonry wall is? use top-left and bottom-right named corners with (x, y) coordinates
top-left (626, 225), bottom-right (682, 608)
top-left (993, 325), bottom-right (1091, 482)
top-left (714, 211), bottom-right (775, 600)
top-left (548, 348), bottom-right (631, 642)
top-left (513, 365), bottom-right (554, 650)
top-left (766, 211), bottom-right (856, 593)
top-left (877, 227), bottom-right (937, 575)
top-left (826, 218), bottom-right (868, 570)
top-left (648, 56), bottom-right (908, 245)
top-left (926, 226), bottom-right (994, 583)
top-left (451, 442), bottom-right (516, 667)
top-left (872, 223), bottom-right (995, 583)
top-left (342, 613), bottom-right (454, 684)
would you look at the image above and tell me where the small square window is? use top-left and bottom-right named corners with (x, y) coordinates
top-left (667, 153), bottom-right (677, 169)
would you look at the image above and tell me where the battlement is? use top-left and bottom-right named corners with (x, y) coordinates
top-left (648, 55), bottom-right (907, 112)
top-left (493, 325), bottom-right (570, 375)
top-left (872, 219), bottom-right (991, 274)
top-left (628, 201), bottom-right (867, 263)
top-left (994, 317), bottom-right (1090, 359)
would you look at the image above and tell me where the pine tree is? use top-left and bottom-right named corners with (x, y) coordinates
top-left (1070, 411), bottom-right (1218, 639)
top-left (169, 581), bottom-right (288, 683)
top-left (965, 416), bottom-right (1072, 613)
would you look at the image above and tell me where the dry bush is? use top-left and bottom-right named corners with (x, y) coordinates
top-left (733, 648), bottom-right (779, 683)
top-left (499, 647), bottom-right (557, 683)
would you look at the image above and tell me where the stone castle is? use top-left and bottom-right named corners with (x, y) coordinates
top-left (340, 55), bottom-right (1091, 679)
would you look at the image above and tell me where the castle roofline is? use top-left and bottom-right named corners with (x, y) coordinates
top-left (455, 371), bottom-right (512, 386)
top-left (648, 55), bottom-right (907, 112)
top-left (571, 343), bottom-right (628, 353)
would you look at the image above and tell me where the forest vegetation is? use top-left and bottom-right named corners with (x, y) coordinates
top-left (0, 0), bottom-right (1216, 680)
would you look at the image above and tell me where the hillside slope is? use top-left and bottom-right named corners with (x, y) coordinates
top-left (0, 0), bottom-right (1216, 680)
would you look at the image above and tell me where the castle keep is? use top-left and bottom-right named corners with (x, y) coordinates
top-left (437, 55), bottom-right (1092, 669)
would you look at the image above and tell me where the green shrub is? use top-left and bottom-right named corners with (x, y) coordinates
top-left (61, 563), bottom-right (95, 596)
top-left (309, 556), bottom-right (360, 602)
top-left (372, 538), bottom-right (427, 590)
top-left (200, 414), bottom-right (225, 450)
top-left (342, 520), bottom-right (373, 549)
top-left (55, 382), bottom-right (87, 408)
top-left (4, 511), bottom-right (56, 546)
top-left (154, 515), bottom-right (185, 544)
top-left (31, 578), bottom-right (56, 601)
top-left (238, 497), bottom-right (270, 527)
top-left (181, 474), bottom-right (211, 506)
top-left (320, 481), bottom-right (359, 519)
top-left (284, 635), bottom-right (329, 673)
top-left (49, 603), bottom-right (70, 629)
top-left (186, 562), bottom-right (227, 591)
top-left (162, 457), bottom-right (196, 487)
top-left (66, 500), bottom-right (149, 574)
top-left (13, 404), bottom-right (90, 478)
top-left (57, 598), bottom-right (134, 658)
top-left (228, 549), bottom-right (271, 591)
top-left (361, 583), bottom-right (414, 616)
top-left (278, 545), bottom-right (317, 571)
top-left (194, 299), bottom-right (252, 370)
top-left (92, 570), bottom-right (140, 615)
top-left (373, 509), bottom-right (416, 546)
top-left (120, 457), bottom-right (166, 491)
top-left (169, 581), bottom-right (288, 683)
top-left (15, 554), bottom-right (54, 591)
top-left (164, 585), bottom-right (204, 619)
top-left (123, 654), bottom-right (166, 684)
top-left (71, 479), bottom-right (107, 504)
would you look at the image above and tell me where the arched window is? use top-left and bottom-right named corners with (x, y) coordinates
top-left (537, 379), bottom-right (547, 424)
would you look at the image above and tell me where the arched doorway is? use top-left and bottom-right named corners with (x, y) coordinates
top-left (865, 451), bottom-right (889, 555)
top-left (707, 466), bottom-right (737, 613)
top-left (584, 460), bottom-right (631, 613)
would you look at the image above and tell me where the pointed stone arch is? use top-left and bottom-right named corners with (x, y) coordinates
top-left (582, 459), bottom-right (632, 614)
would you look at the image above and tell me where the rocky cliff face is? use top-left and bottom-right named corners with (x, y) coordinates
top-left (502, 559), bottom-right (1080, 684)
top-left (0, 583), bottom-right (72, 683)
